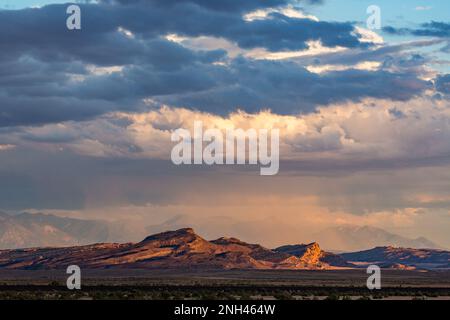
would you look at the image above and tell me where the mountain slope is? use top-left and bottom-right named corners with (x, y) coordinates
top-left (0, 228), bottom-right (351, 270)
top-left (314, 225), bottom-right (441, 251)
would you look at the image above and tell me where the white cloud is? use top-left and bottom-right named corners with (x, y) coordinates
top-left (243, 5), bottom-right (319, 22)
top-left (353, 26), bottom-right (384, 45)
top-left (415, 6), bottom-right (432, 11)
top-left (117, 26), bottom-right (134, 38)
top-left (306, 61), bottom-right (381, 73)
top-left (248, 40), bottom-right (347, 60)
top-left (164, 34), bottom-right (348, 61)
top-left (87, 65), bottom-right (124, 76)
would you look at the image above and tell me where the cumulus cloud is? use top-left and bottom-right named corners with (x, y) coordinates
top-left (6, 95), bottom-right (450, 171)
top-left (1, 0), bottom-right (427, 126)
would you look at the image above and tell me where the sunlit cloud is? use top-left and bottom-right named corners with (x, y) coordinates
top-left (0, 144), bottom-right (15, 151)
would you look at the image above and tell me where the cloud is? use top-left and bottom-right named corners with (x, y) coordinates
top-left (0, 42), bottom-right (432, 125)
top-left (243, 5), bottom-right (320, 22)
top-left (293, 39), bottom-right (441, 67)
top-left (384, 21), bottom-right (450, 38)
top-left (0, 2), bottom-right (441, 127)
top-left (415, 6), bottom-right (432, 11)
top-left (0, 1), bottom-right (366, 60)
top-left (435, 74), bottom-right (450, 94)
top-left (0, 144), bottom-right (15, 151)
top-left (7, 95), bottom-right (450, 170)
top-left (100, 0), bottom-right (324, 13)
top-left (161, 60), bottom-right (430, 114)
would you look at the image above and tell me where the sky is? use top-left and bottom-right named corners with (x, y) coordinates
top-left (0, 0), bottom-right (449, 248)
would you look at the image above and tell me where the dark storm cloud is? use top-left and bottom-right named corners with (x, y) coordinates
top-left (0, 94), bottom-right (123, 127)
top-left (384, 21), bottom-right (450, 38)
top-left (0, 1), bottom-right (362, 62)
top-left (99, 0), bottom-right (322, 13)
top-left (0, 1), bottom-right (433, 126)
top-left (156, 58), bottom-right (430, 114)
top-left (0, 148), bottom-right (221, 210)
top-left (225, 13), bottom-right (363, 51)
top-left (64, 54), bottom-right (430, 115)
top-left (3, 146), bottom-right (450, 212)
top-left (435, 74), bottom-right (450, 94)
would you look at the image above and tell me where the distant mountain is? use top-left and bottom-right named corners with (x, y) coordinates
top-left (0, 211), bottom-right (132, 249)
top-left (0, 228), bottom-right (352, 270)
top-left (314, 225), bottom-right (441, 251)
top-left (341, 246), bottom-right (450, 270)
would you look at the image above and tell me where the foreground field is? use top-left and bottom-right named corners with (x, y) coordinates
top-left (0, 269), bottom-right (449, 300)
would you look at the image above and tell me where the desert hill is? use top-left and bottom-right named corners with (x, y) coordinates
top-left (0, 228), bottom-right (448, 271)
top-left (0, 228), bottom-right (349, 270)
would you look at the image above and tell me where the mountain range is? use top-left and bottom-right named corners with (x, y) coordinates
top-left (0, 211), bottom-right (134, 249)
top-left (0, 227), bottom-right (448, 271)
top-left (146, 215), bottom-right (444, 251)
top-left (341, 246), bottom-right (450, 270)
top-left (0, 212), bottom-right (444, 253)
top-left (314, 225), bottom-right (441, 251)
